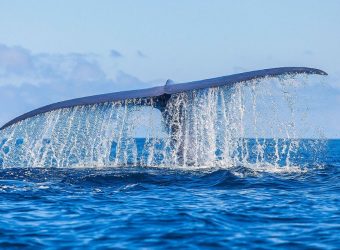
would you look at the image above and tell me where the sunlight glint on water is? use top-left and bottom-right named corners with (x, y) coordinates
top-left (0, 76), bottom-right (324, 169)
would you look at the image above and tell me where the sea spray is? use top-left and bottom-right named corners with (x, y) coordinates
top-left (0, 76), bottom-right (325, 168)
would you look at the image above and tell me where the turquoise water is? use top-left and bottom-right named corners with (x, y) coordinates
top-left (0, 139), bottom-right (339, 249)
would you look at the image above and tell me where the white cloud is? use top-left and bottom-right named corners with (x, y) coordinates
top-left (110, 49), bottom-right (123, 58)
top-left (0, 44), bottom-right (147, 126)
top-left (0, 44), bottom-right (110, 86)
top-left (136, 50), bottom-right (147, 58)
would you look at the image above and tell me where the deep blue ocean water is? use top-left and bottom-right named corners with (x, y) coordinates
top-left (0, 139), bottom-right (339, 249)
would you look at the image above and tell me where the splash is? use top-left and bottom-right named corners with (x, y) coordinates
top-left (0, 76), bottom-right (325, 169)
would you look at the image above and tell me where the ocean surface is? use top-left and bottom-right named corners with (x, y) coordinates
top-left (0, 139), bottom-right (339, 249)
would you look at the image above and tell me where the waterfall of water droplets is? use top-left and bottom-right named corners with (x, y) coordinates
top-left (0, 76), bottom-right (324, 168)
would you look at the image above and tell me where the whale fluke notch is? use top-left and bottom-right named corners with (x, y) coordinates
top-left (165, 79), bottom-right (175, 85)
top-left (0, 67), bottom-right (327, 131)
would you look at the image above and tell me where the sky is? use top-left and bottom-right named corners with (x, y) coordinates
top-left (0, 0), bottom-right (339, 138)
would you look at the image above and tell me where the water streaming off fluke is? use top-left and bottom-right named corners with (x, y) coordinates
top-left (0, 76), bottom-right (325, 168)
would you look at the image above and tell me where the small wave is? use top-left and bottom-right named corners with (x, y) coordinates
top-left (1, 162), bottom-right (336, 192)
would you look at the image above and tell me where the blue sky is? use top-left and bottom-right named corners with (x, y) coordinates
top-left (0, 0), bottom-right (339, 137)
